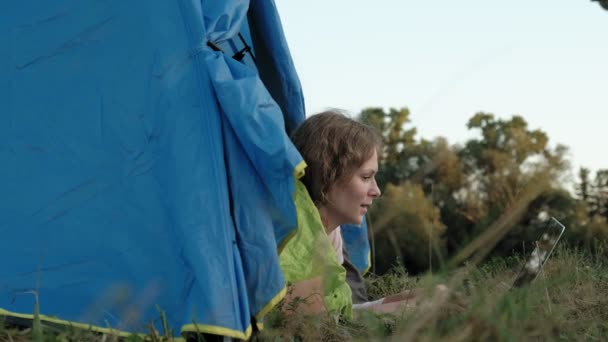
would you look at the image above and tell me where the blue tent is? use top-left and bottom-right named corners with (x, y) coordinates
top-left (1, 0), bottom-right (373, 338)
top-left (342, 220), bottom-right (372, 275)
top-left (0, 0), bottom-right (311, 338)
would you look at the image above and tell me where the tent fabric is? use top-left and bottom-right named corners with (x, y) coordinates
top-left (342, 219), bottom-right (372, 275)
top-left (0, 0), bottom-right (304, 339)
top-left (204, 51), bottom-right (305, 322)
top-left (247, 0), bottom-right (306, 134)
top-left (206, 53), bottom-right (305, 251)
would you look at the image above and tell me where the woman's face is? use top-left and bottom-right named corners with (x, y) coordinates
top-left (325, 150), bottom-right (381, 226)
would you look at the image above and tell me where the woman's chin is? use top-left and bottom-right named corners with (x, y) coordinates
top-left (338, 214), bottom-right (363, 227)
top-left (351, 216), bottom-right (364, 226)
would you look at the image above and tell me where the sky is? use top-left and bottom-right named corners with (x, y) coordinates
top-left (274, 0), bottom-right (608, 182)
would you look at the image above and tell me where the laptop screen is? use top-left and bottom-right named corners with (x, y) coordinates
top-left (512, 217), bottom-right (566, 288)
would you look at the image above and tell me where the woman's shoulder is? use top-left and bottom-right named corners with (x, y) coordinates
top-left (280, 180), bottom-right (333, 278)
top-left (293, 180), bottom-right (316, 212)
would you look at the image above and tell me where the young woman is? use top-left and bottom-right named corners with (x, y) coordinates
top-left (279, 111), bottom-right (447, 316)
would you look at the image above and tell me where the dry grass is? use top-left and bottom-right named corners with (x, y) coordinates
top-left (257, 246), bottom-right (608, 341)
top-left (1, 246), bottom-right (606, 341)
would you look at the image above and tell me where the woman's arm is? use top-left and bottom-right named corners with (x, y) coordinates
top-left (353, 285), bottom-right (451, 314)
top-left (282, 277), bottom-right (326, 314)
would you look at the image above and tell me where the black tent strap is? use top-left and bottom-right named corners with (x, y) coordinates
top-left (207, 40), bottom-right (223, 52)
top-left (207, 33), bottom-right (257, 66)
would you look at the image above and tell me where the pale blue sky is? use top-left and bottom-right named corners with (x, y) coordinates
top-left (274, 0), bottom-right (608, 181)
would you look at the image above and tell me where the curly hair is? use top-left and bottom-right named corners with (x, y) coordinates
top-left (291, 110), bottom-right (382, 205)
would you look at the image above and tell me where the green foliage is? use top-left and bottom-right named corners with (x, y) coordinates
top-left (358, 107), bottom-right (418, 186)
top-left (576, 167), bottom-right (591, 203)
top-left (461, 112), bottom-right (564, 210)
top-left (32, 291), bottom-right (42, 342)
top-left (369, 182), bottom-right (446, 273)
top-left (364, 262), bottom-right (416, 301)
top-left (569, 168), bottom-right (608, 255)
top-left (585, 169), bottom-right (608, 219)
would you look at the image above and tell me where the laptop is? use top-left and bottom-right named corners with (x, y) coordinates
top-left (511, 216), bottom-right (566, 288)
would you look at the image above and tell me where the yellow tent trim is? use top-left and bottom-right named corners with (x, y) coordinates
top-left (278, 160), bottom-right (307, 254)
top-left (362, 250), bottom-right (372, 275)
top-left (252, 157), bottom-right (304, 326)
top-left (278, 227), bottom-right (297, 254)
top-left (0, 308), bottom-right (142, 338)
top-left (181, 323), bottom-right (252, 340)
top-left (293, 160), bottom-right (306, 180)
top-left (0, 160), bottom-right (308, 341)
top-left (254, 286), bottom-right (286, 321)
top-left (1, 307), bottom-right (255, 340)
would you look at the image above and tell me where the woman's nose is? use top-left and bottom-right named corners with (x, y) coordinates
top-left (370, 180), bottom-right (381, 198)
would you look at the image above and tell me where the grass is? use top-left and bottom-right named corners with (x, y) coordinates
top-left (257, 245), bottom-right (608, 341)
top-left (1, 246), bottom-right (606, 341)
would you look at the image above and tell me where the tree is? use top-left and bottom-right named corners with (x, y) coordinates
top-left (369, 182), bottom-right (446, 274)
top-left (454, 113), bottom-right (571, 257)
top-left (358, 106), bottom-right (604, 273)
top-left (570, 168), bottom-right (608, 254)
top-left (575, 167), bottom-right (591, 203)
top-left (358, 107), bottom-right (418, 186)
top-left (358, 107), bottom-right (453, 273)
top-left (592, 170), bottom-right (608, 220)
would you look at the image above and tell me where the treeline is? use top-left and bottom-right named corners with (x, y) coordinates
top-left (359, 107), bottom-right (608, 274)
